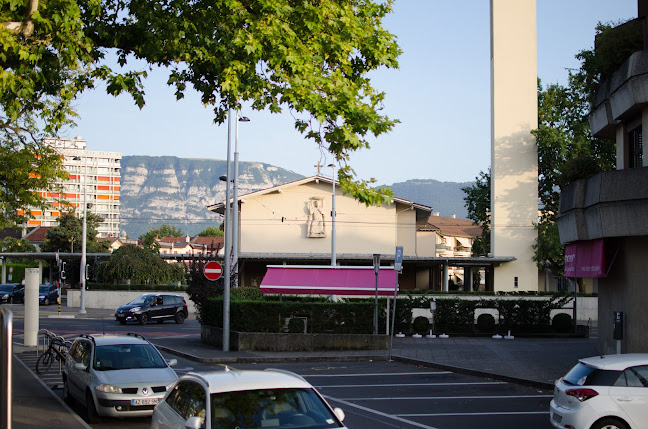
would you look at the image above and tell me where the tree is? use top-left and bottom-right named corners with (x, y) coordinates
top-left (197, 227), bottom-right (224, 237)
top-left (462, 168), bottom-right (490, 257)
top-left (1, 236), bottom-right (36, 264)
top-left (1, 0), bottom-right (401, 208)
top-left (531, 73), bottom-right (615, 275)
top-left (98, 244), bottom-right (185, 285)
top-left (41, 212), bottom-right (110, 253)
top-left (139, 224), bottom-right (184, 250)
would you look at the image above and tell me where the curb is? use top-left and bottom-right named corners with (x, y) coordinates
top-left (153, 343), bottom-right (389, 365)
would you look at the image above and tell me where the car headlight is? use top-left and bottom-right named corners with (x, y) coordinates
top-left (130, 306), bottom-right (141, 313)
top-left (96, 384), bottom-right (122, 394)
top-left (1, 294), bottom-right (8, 299)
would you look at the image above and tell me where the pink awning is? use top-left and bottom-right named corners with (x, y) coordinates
top-left (564, 239), bottom-right (605, 278)
top-left (260, 266), bottom-right (398, 296)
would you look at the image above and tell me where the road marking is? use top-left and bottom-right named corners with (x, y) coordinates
top-left (398, 411), bottom-right (550, 417)
top-left (306, 371), bottom-right (452, 377)
top-left (324, 396), bottom-right (439, 429)
top-left (317, 381), bottom-right (507, 388)
top-left (337, 395), bottom-right (554, 400)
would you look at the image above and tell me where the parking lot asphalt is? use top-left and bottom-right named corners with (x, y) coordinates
top-left (7, 306), bottom-right (599, 428)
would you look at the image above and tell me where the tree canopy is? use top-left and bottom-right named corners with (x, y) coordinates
top-left (98, 244), bottom-right (185, 284)
top-left (462, 168), bottom-right (490, 257)
top-left (41, 212), bottom-right (110, 253)
top-left (197, 227), bottom-right (223, 237)
top-left (139, 224), bottom-right (184, 250)
top-left (1, 0), bottom-right (401, 212)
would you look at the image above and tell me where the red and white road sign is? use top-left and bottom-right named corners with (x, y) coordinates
top-left (204, 261), bottom-right (223, 281)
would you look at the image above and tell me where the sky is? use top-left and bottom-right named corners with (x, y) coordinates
top-left (67, 0), bottom-right (637, 186)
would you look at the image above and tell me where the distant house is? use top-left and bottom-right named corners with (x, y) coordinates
top-left (97, 236), bottom-right (139, 252)
top-left (156, 235), bottom-right (223, 258)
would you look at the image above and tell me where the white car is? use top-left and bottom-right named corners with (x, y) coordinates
top-left (63, 333), bottom-right (178, 422)
top-left (550, 353), bottom-right (648, 429)
top-left (151, 368), bottom-right (347, 429)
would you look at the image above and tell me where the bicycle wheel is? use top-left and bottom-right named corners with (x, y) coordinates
top-left (36, 350), bottom-right (55, 374)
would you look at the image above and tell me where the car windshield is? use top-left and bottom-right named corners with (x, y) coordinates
top-left (93, 344), bottom-right (167, 371)
top-left (563, 362), bottom-right (622, 386)
top-left (0, 285), bottom-right (14, 292)
top-left (128, 295), bottom-right (154, 306)
top-left (39, 285), bottom-right (52, 293)
top-left (210, 388), bottom-right (342, 429)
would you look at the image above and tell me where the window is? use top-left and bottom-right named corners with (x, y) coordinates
top-left (165, 381), bottom-right (206, 421)
top-left (628, 126), bottom-right (643, 168)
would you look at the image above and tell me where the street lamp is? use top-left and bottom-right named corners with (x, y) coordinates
top-left (221, 109), bottom-right (234, 352)
top-left (73, 156), bottom-right (87, 314)
top-left (327, 163), bottom-right (336, 266)
top-left (232, 112), bottom-right (250, 288)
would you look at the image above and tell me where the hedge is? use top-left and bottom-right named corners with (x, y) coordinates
top-left (202, 298), bottom-right (376, 334)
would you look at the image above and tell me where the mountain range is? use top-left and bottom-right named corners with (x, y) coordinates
top-left (119, 156), bottom-right (472, 239)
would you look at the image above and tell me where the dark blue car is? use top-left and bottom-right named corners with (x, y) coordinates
top-left (0, 283), bottom-right (23, 304)
top-left (38, 284), bottom-right (59, 305)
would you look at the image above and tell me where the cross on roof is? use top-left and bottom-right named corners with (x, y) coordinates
top-left (314, 161), bottom-right (324, 176)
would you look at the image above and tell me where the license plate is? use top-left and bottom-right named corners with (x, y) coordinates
top-left (552, 412), bottom-right (562, 423)
top-left (131, 398), bottom-right (158, 406)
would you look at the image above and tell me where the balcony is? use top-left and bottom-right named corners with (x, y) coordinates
top-left (557, 167), bottom-right (648, 244)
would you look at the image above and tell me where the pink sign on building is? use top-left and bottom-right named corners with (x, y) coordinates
top-left (564, 238), bottom-right (605, 278)
top-left (260, 266), bottom-right (398, 296)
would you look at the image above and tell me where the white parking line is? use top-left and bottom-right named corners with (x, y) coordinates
top-left (399, 411), bottom-right (550, 417)
top-left (305, 371), bottom-right (452, 377)
top-left (324, 396), bottom-right (440, 429)
top-left (317, 381), bottom-right (507, 388)
top-left (337, 395), bottom-right (554, 400)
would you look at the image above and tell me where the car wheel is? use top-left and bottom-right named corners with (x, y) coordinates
top-left (591, 418), bottom-right (630, 429)
top-left (118, 320), bottom-right (126, 325)
top-left (174, 311), bottom-right (186, 324)
top-left (85, 390), bottom-right (100, 423)
top-left (139, 313), bottom-right (148, 325)
top-left (8, 296), bottom-right (13, 304)
top-left (63, 379), bottom-right (73, 405)
top-left (44, 297), bottom-right (49, 306)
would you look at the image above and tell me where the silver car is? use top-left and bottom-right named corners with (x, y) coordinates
top-left (151, 368), bottom-right (347, 429)
top-left (63, 333), bottom-right (178, 422)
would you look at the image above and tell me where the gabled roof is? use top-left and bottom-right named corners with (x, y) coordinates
top-left (191, 236), bottom-right (224, 248)
top-left (207, 175), bottom-right (433, 215)
top-left (423, 215), bottom-right (482, 238)
top-left (23, 226), bottom-right (53, 243)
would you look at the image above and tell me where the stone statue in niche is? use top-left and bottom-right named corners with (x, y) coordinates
top-left (307, 197), bottom-right (326, 237)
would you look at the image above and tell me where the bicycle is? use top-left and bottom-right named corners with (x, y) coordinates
top-left (36, 333), bottom-right (69, 375)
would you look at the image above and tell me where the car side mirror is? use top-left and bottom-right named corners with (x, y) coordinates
top-left (167, 359), bottom-right (177, 367)
top-left (74, 362), bottom-right (88, 371)
top-left (184, 416), bottom-right (203, 429)
top-left (334, 407), bottom-right (345, 422)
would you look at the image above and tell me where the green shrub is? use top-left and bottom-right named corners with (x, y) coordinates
top-left (287, 317), bottom-right (306, 333)
top-left (552, 313), bottom-right (573, 333)
top-left (476, 313), bottom-right (496, 332)
top-left (412, 316), bottom-right (430, 334)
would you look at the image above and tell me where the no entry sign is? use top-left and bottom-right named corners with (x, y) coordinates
top-left (204, 261), bottom-right (223, 281)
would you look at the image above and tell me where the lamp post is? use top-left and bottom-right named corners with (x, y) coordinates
top-left (221, 109), bottom-right (234, 352)
top-left (327, 163), bottom-right (336, 266)
top-left (231, 112), bottom-right (250, 288)
top-left (73, 156), bottom-right (87, 314)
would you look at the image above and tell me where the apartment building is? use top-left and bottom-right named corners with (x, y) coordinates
top-left (24, 137), bottom-right (122, 238)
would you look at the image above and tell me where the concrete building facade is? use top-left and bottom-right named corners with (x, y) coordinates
top-left (558, 8), bottom-right (648, 354)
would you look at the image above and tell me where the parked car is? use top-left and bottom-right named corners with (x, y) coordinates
top-left (114, 294), bottom-right (188, 325)
top-left (0, 283), bottom-right (23, 304)
top-left (38, 284), bottom-right (58, 305)
top-left (550, 353), bottom-right (648, 429)
top-left (62, 333), bottom-right (178, 422)
top-left (151, 368), bottom-right (347, 429)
